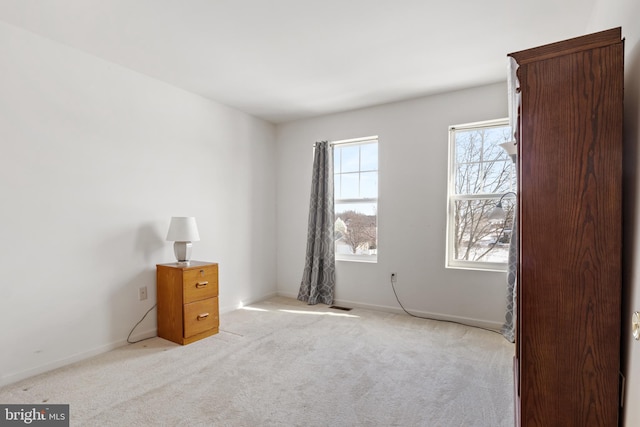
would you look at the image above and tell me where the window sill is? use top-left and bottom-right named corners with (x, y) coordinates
top-left (445, 262), bottom-right (507, 273)
top-left (336, 255), bottom-right (378, 264)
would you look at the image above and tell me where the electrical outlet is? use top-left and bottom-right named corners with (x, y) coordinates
top-left (391, 272), bottom-right (397, 283)
top-left (139, 286), bottom-right (148, 301)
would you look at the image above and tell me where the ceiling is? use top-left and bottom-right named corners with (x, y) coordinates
top-left (0, 0), bottom-right (598, 123)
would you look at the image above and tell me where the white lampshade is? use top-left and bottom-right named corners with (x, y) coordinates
top-left (499, 141), bottom-right (517, 163)
top-left (487, 191), bottom-right (516, 224)
top-left (166, 217), bottom-right (200, 264)
top-left (487, 204), bottom-right (507, 223)
top-left (499, 141), bottom-right (517, 156)
top-left (166, 217), bottom-right (200, 242)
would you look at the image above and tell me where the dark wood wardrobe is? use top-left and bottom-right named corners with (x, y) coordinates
top-left (509, 28), bottom-right (624, 426)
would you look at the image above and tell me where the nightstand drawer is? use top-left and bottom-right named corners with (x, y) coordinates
top-left (183, 265), bottom-right (218, 303)
top-left (184, 297), bottom-right (219, 338)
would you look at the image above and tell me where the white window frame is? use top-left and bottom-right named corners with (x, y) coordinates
top-left (333, 136), bottom-right (379, 263)
top-left (446, 118), bottom-right (514, 272)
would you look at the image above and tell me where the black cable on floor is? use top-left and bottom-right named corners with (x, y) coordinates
top-left (390, 278), bottom-right (502, 336)
top-left (127, 304), bottom-right (157, 344)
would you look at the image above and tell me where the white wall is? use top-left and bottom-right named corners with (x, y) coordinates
top-left (586, 3), bottom-right (640, 425)
top-left (276, 82), bottom-right (510, 329)
top-left (0, 21), bottom-right (277, 386)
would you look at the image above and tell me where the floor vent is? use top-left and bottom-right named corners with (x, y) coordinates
top-left (329, 305), bottom-right (353, 311)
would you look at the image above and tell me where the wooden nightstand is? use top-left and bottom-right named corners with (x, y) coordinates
top-left (156, 261), bottom-right (219, 345)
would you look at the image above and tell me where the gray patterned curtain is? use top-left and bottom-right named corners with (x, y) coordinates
top-left (501, 151), bottom-right (518, 342)
top-left (501, 211), bottom-right (517, 342)
top-left (298, 141), bottom-right (336, 305)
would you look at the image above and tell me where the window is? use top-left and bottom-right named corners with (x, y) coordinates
top-left (446, 119), bottom-right (515, 271)
top-left (334, 137), bottom-right (378, 262)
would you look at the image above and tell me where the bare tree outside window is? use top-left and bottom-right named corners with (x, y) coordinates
top-left (335, 209), bottom-right (377, 254)
top-left (447, 120), bottom-right (515, 270)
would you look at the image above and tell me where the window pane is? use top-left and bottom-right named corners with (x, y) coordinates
top-left (482, 159), bottom-right (511, 193)
top-left (455, 131), bottom-right (481, 164)
top-left (484, 141), bottom-right (508, 162)
top-left (451, 198), bottom-right (514, 263)
top-left (340, 173), bottom-right (359, 199)
top-left (335, 202), bottom-right (377, 255)
top-left (336, 202), bottom-right (377, 216)
top-left (484, 127), bottom-right (512, 161)
top-left (360, 143), bottom-right (378, 171)
top-left (334, 148), bottom-right (341, 173)
top-left (455, 132), bottom-right (514, 196)
top-left (360, 172), bottom-right (377, 198)
top-left (455, 163), bottom-right (481, 195)
top-left (339, 146), bottom-right (360, 173)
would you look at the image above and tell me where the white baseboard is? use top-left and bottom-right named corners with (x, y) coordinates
top-left (276, 291), bottom-right (503, 332)
top-left (0, 327), bottom-right (156, 387)
top-left (276, 291), bottom-right (298, 300)
top-left (219, 291), bottom-right (278, 314)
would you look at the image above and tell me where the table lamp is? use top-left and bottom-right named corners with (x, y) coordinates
top-left (166, 217), bottom-right (200, 264)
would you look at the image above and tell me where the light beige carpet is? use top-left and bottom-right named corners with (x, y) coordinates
top-left (0, 296), bottom-right (514, 426)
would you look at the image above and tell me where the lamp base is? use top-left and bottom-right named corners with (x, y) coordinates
top-left (173, 241), bottom-right (193, 264)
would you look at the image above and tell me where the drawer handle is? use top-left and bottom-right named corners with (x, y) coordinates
top-left (195, 281), bottom-right (208, 288)
top-left (197, 313), bottom-right (209, 321)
